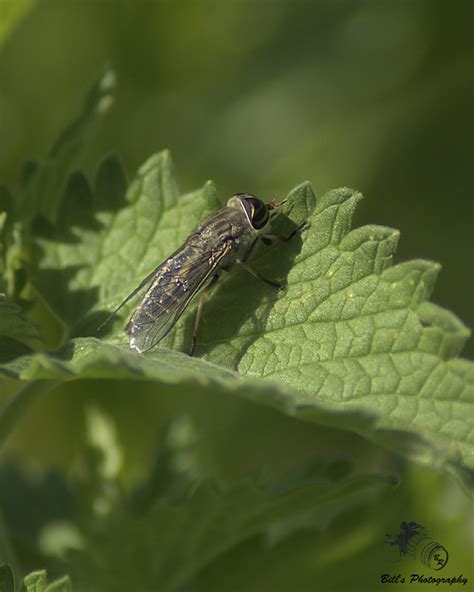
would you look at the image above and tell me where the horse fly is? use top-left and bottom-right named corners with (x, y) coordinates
top-left (98, 193), bottom-right (306, 355)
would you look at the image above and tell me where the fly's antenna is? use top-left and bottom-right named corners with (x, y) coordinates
top-left (267, 197), bottom-right (287, 220)
top-left (267, 197), bottom-right (287, 210)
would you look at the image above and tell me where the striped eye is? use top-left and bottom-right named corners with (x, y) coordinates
top-left (241, 196), bottom-right (269, 230)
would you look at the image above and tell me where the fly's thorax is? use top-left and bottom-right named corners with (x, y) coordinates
top-left (182, 195), bottom-right (272, 270)
top-left (187, 202), bottom-right (264, 247)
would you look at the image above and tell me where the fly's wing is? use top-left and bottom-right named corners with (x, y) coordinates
top-left (126, 241), bottom-right (231, 353)
top-left (96, 264), bottom-right (163, 332)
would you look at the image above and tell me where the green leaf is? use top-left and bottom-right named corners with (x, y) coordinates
top-left (0, 69), bottom-right (115, 305)
top-left (0, 294), bottom-right (38, 344)
top-left (0, 563), bottom-right (15, 592)
top-left (0, 294), bottom-right (39, 360)
top-left (23, 571), bottom-right (47, 592)
top-left (44, 576), bottom-right (72, 592)
top-left (1, 152), bottom-right (473, 492)
top-left (0, 186), bottom-right (26, 300)
top-left (29, 150), bottom-right (219, 337)
top-left (23, 571), bottom-right (72, 592)
top-left (28, 154), bottom-right (127, 334)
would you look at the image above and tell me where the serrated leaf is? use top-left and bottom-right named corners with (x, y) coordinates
top-left (0, 294), bottom-right (39, 360)
top-left (23, 572), bottom-right (72, 592)
top-left (1, 152), bottom-right (473, 492)
top-left (29, 150), bottom-right (220, 337)
top-left (23, 570), bottom-right (47, 592)
top-left (29, 154), bottom-right (127, 333)
top-left (0, 69), bottom-right (115, 305)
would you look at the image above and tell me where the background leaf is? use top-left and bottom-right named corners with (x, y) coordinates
top-left (68, 469), bottom-right (389, 592)
top-left (16, 68), bottom-right (115, 223)
top-left (23, 570), bottom-right (47, 592)
top-left (0, 295), bottom-right (39, 355)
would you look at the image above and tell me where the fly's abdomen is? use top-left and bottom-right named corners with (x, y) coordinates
top-left (126, 243), bottom-right (214, 352)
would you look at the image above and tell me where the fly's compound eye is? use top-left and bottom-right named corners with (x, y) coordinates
top-left (242, 197), bottom-right (269, 230)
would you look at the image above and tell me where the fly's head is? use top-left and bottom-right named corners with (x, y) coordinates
top-left (227, 193), bottom-right (284, 234)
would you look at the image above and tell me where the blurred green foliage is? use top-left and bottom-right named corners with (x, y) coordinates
top-left (0, 1), bottom-right (472, 590)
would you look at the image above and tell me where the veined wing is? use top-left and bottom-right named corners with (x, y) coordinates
top-left (126, 240), bottom-right (232, 353)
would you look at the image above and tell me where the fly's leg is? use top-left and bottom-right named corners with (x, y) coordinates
top-left (236, 260), bottom-right (282, 289)
top-left (189, 274), bottom-right (219, 357)
top-left (241, 220), bottom-right (308, 266)
top-left (261, 220), bottom-right (308, 246)
top-left (238, 221), bottom-right (308, 288)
